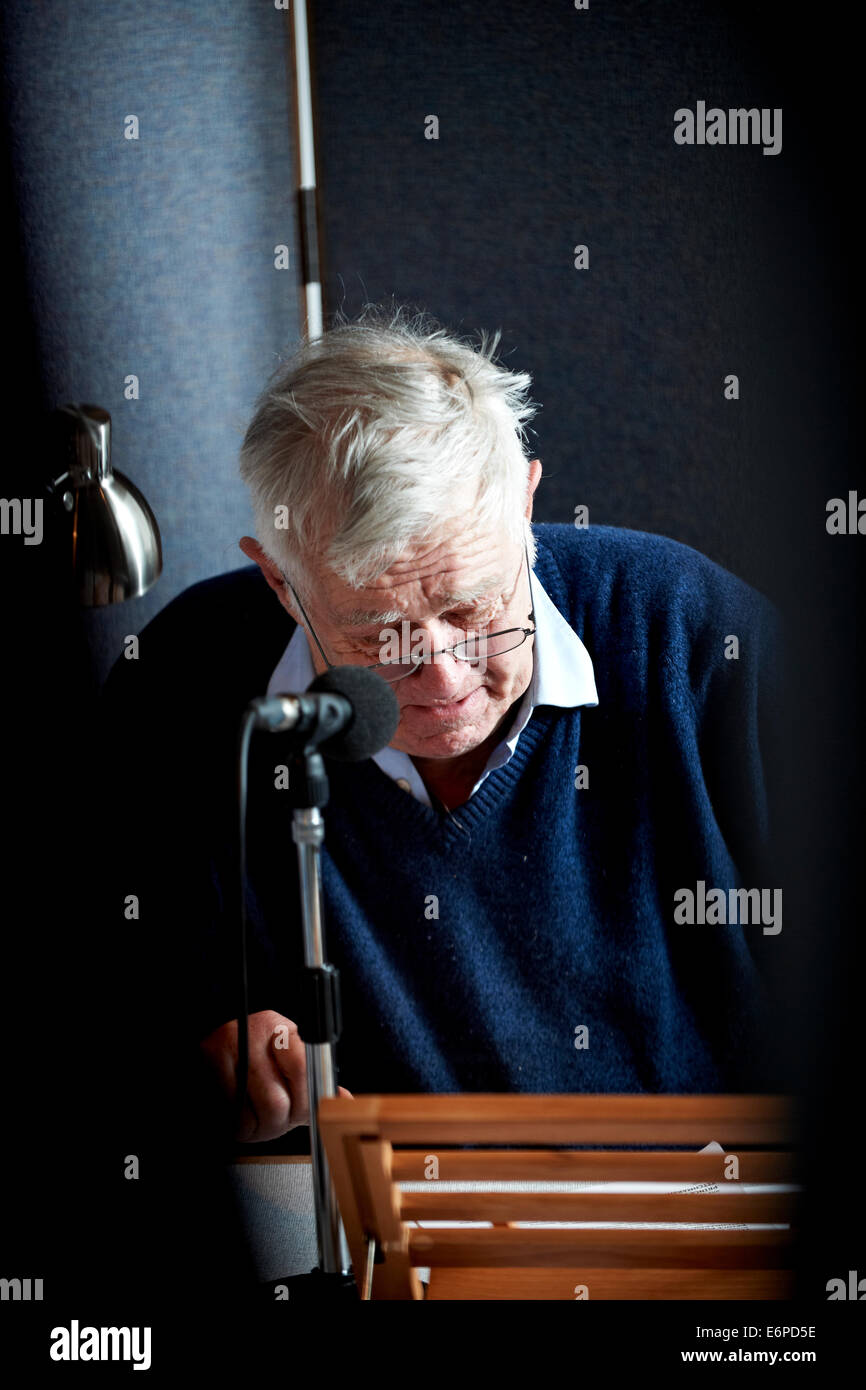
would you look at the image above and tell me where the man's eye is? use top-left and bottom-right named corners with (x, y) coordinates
top-left (351, 606), bottom-right (500, 652)
top-left (454, 609), bottom-right (497, 630)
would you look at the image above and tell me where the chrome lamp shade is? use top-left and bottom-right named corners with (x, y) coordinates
top-left (53, 404), bottom-right (162, 606)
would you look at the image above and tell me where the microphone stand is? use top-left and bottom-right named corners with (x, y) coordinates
top-left (281, 747), bottom-right (356, 1298)
top-left (244, 669), bottom-right (399, 1299)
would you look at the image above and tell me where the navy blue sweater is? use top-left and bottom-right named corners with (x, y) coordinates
top-left (103, 524), bottom-right (789, 1095)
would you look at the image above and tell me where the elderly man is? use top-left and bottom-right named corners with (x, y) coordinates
top-left (108, 307), bottom-right (787, 1144)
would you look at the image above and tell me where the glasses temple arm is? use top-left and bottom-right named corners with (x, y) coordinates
top-left (282, 573), bottom-right (333, 669)
top-left (524, 535), bottom-right (537, 626)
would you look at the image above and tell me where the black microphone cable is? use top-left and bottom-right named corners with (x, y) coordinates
top-left (234, 708), bottom-right (257, 1140)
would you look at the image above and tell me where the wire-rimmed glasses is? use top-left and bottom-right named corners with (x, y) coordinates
top-left (282, 535), bottom-right (537, 684)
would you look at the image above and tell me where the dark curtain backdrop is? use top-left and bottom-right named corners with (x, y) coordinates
top-left (311, 0), bottom-right (844, 608)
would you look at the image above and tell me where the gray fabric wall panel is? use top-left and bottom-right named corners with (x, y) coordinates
top-left (2, 1), bottom-right (300, 681)
top-left (310, 0), bottom-right (840, 603)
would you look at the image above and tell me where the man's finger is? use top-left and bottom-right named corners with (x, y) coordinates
top-left (269, 1018), bottom-right (302, 1079)
top-left (268, 1026), bottom-right (310, 1128)
top-left (240, 1058), bottom-right (294, 1141)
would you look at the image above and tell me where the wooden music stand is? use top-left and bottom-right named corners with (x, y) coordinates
top-left (318, 1093), bottom-right (799, 1300)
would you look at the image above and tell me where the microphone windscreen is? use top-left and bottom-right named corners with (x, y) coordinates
top-left (307, 665), bottom-right (400, 762)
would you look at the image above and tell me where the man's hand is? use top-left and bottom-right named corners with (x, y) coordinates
top-left (200, 1009), bottom-right (353, 1142)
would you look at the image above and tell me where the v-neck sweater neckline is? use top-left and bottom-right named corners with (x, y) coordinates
top-left (342, 707), bottom-right (559, 847)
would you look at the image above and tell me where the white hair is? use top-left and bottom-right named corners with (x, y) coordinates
top-left (238, 304), bottom-right (540, 605)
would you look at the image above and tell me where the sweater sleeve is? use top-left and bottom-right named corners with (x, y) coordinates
top-left (687, 574), bottom-right (786, 877)
top-left (666, 554), bottom-right (793, 1018)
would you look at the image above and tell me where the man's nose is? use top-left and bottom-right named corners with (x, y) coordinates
top-left (406, 630), bottom-right (474, 698)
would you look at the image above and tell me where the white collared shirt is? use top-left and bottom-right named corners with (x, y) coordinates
top-left (266, 572), bottom-right (599, 806)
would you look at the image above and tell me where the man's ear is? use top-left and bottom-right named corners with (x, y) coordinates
top-left (524, 458), bottom-right (542, 519)
top-left (238, 536), bottom-right (289, 599)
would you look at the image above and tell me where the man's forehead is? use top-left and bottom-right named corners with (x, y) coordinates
top-left (322, 565), bottom-right (511, 627)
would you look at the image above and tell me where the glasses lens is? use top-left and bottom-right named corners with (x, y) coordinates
top-left (375, 660), bottom-right (419, 683)
top-left (452, 630), bottom-right (527, 661)
top-left (371, 629), bottom-right (529, 679)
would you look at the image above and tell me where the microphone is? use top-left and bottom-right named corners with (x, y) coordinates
top-left (249, 664), bottom-right (399, 762)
